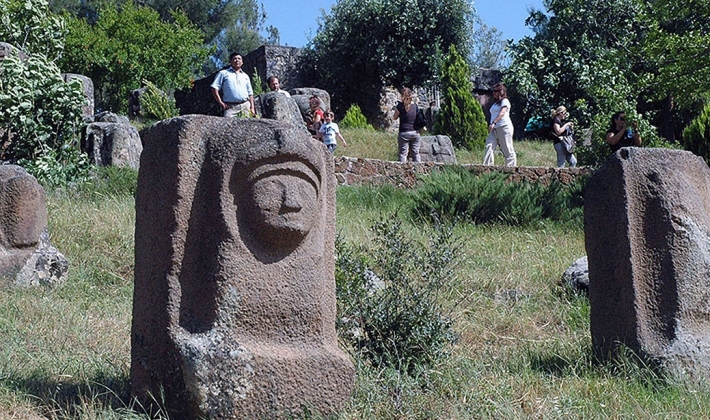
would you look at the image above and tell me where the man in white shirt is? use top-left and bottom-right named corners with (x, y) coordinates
top-left (211, 53), bottom-right (255, 117)
top-left (267, 76), bottom-right (291, 97)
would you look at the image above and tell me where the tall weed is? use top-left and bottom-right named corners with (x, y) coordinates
top-left (335, 215), bottom-right (460, 374)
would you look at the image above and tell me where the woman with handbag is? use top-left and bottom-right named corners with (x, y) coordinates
top-left (393, 87), bottom-right (422, 162)
top-left (550, 106), bottom-right (577, 168)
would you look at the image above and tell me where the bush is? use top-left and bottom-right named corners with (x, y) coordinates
top-left (0, 52), bottom-right (89, 186)
top-left (0, 0), bottom-right (66, 60)
top-left (251, 68), bottom-right (263, 96)
top-left (140, 80), bottom-right (179, 121)
top-left (335, 215), bottom-right (459, 374)
top-left (340, 104), bottom-right (374, 130)
top-left (410, 167), bottom-right (586, 226)
top-left (683, 101), bottom-right (710, 165)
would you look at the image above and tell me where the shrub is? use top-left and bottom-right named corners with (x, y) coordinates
top-left (410, 167), bottom-right (586, 226)
top-left (251, 68), bottom-right (263, 96)
top-left (0, 0), bottom-right (66, 60)
top-left (434, 45), bottom-right (488, 150)
top-left (335, 215), bottom-right (459, 374)
top-left (683, 101), bottom-right (710, 165)
top-left (340, 104), bottom-right (374, 130)
top-left (140, 80), bottom-right (179, 121)
top-left (0, 52), bottom-right (89, 186)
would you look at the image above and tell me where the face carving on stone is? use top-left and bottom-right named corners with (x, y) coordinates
top-left (242, 160), bottom-right (320, 247)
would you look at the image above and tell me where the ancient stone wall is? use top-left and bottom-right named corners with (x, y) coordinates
top-left (243, 45), bottom-right (304, 92)
top-left (334, 156), bottom-right (591, 188)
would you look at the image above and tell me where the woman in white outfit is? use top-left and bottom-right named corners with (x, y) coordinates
top-left (483, 83), bottom-right (516, 167)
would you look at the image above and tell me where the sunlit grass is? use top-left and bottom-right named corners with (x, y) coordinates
top-left (339, 127), bottom-right (560, 167)
top-left (1, 162), bottom-right (708, 418)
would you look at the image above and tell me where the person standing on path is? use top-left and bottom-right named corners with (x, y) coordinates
top-left (483, 83), bottom-right (516, 167)
top-left (211, 52), bottom-right (255, 117)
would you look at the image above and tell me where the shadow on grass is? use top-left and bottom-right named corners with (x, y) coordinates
top-left (525, 342), bottom-right (669, 391)
top-left (1, 371), bottom-right (149, 417)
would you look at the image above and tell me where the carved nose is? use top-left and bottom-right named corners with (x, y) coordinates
top-left (281, 185), bottom-right (302, 212)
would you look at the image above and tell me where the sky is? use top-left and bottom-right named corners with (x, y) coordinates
top-left (259, 0), bottom-right (547, 48)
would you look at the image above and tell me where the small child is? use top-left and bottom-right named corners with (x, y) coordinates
top-left (318, 110), bottom-right (348, 153)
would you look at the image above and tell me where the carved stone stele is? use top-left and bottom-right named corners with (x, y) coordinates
top-left (131, 116), bottom-right (354, 419)
top-left (0, 165), bottom-right (68, 287)
top-left (585, 147), bottom-right (710, 378)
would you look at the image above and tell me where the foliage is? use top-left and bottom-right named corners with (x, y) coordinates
top-left (682, 101), bottom-right (710, 165)
top-left (335, 215), bottom-right (459, 373)
top-left (640, 0), bottom-right (710, 106)
top-left (410, 168), bottom-right (586, 226)
top-left (138, 80), bottom-right (179, 121)
top-left (251, 68), bottom-right (263, 96)
top-left (470, 16), bottom-right (508, 69)
top-left (0, 53), bottom-right (85, 159)
top-left (340, 104), bottom-right (374, 130)
top-left (60, 2), bottom-right (210, 112)
top-left (209, 3), bottom-right (279, 70)
top-left (18, 145), bottom-right (91, 188)
top-left (0, 0), bottom-right (66, 59)
top-left (506, 0), bottom-right (649, 134)
top-left (434, 45), bottom-right (488, 150)
top-left (507, 0), bottom-right (710, 147)
top-left (49, 0), bottom-right (276, 71)
top-left (301, 0), bottom-right (475, 116)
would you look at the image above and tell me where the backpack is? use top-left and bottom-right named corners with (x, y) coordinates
top-left (413, 105), bottom-right (427, 131)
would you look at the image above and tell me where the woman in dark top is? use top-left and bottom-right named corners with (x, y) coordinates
top-left (393, 87), bottom-right (421, 162)
top-left (606, 111), bottom-right (642, 153)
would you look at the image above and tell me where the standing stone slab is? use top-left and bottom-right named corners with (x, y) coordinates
top-left (0, 165), bottom-right (68, 286)
top-left (585, 147), bottom-right (710, 377)
top-left (131, 115), bottom-right (355, 419)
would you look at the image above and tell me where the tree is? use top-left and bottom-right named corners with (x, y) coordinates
top-left (50, 0), bottom-right (277, 71)
top-left (470, 18), bottom-right (508, 70)
top-left (434, 45), bottom-right (487, 150)
top-left (682, 101), bottom-right (710, 166)
top-left (504, 0), bottom-right (680, 166)
top-left (641, 0), bottom-right (710, 105)
top-left (59, 2), bottom-right (210, 112)
top-left (506, 0), bottom-right (709, 161)
top-left (302, 0), bottom-right (475, 118)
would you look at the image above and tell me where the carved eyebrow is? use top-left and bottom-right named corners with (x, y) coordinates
top-left (246, 160), bottom-right (320, 193)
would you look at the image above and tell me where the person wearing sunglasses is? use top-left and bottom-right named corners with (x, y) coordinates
top-left (606, 111), bottom-right (642, 153)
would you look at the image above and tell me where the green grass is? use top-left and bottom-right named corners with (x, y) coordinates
top-left (339, 128), bottom-right (559, 167)
top-left (1, 160), bottom-right (709, 418)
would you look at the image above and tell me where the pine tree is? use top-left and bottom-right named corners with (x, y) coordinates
top-left (434, 45), bottom-right (488, 150)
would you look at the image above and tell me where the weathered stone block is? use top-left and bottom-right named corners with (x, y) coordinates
top-left (256, 91), bottom-right (307, 132)
top-left (62, 73), bottom-right (94, 120)
top-left (585, 147), bottom-right (710, 378)
top-left (131, 116), bottom-right (354, 419)
top-left (419, 135), bottom-right (457, 164)
top-left (82, 122), bottom-right (142, 170)
top-left (0, 165), bottom-right (68, 287)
